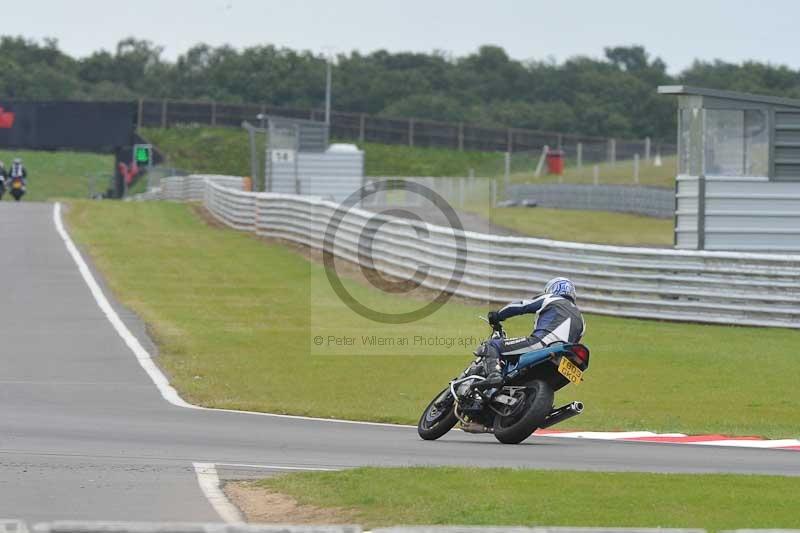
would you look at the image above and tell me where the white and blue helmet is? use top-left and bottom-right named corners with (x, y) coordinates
top-left (544, 277), bottom-right (576, 301)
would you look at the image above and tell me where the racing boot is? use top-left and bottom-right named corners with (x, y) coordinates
top-left (473, 344), bottom-right (504, 391)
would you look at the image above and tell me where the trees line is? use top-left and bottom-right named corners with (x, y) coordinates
top-left (2, 36), bottom-right (799, 142)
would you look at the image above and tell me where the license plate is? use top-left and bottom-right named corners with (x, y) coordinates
top-left (558, 357), bottom-right (583, 385)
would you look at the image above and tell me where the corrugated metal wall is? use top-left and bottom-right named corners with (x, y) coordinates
top-left (675, 178), bottom-right (698, 249)
top-left (774, 109), bottom-right (800, 180)
top-left (676, 176), bottom-right (800, 251)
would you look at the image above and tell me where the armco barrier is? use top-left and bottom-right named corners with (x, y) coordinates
top-left (132, 174), bottom-right (248, 203)
top-left (156, 176), bottom-right (800, 329)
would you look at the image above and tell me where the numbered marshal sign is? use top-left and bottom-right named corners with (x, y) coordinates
top-left (271, 149), bottom-right (296, 163)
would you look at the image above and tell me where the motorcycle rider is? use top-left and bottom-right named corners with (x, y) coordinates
top-left (0, 160), bottom-right (6, 200)
top-left (477, 277), bottom-right (585, 389)
top-left (9, 158), bottom-right (26, 186)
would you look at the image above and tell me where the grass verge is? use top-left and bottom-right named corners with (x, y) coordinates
top-left (255, 467), bottom-right (800, 530)
top-left (0, 148), bottom-right (112, 201)
top-left (65, 201), bottom-right (800, 437)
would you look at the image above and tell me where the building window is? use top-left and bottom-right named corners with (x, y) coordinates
top-left (703, 109), bottom-right (768, 177)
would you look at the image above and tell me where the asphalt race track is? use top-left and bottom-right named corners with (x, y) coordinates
top-left (1, 203), bottom-right (798, 522)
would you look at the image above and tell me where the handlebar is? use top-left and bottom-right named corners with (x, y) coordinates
top-left (478, 315), bottom-right (504, 337)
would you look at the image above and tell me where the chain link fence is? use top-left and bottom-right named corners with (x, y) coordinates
top-left (136, 98), bottom-right (676, 157)
top-left (501, 149), bottom-right (677, 188)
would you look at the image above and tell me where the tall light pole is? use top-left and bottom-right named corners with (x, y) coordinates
top-left (324, 54), bottom-right (332, 125)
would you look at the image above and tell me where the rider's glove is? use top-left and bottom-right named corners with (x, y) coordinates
top-left (487, 311), bottom-right (500, 327)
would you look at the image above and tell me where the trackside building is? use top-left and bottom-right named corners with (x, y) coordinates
top-left (660, 85), bottom-right (800, 251)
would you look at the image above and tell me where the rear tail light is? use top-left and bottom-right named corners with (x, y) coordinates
top-left (570, 344), bottom-right (589, 363)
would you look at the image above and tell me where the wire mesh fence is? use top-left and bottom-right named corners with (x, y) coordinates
top-left (464, 147), bottom-right (676, 190)
top-left (136, 98), bottom-right (676, 158)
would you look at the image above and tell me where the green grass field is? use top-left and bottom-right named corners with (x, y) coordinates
top-left (258, 467), bottom-right (800, 530)
top-left (0, 149), bottom-right (112, 201)
top-left (65, 201), bottom-right (800, 437)
top-left (481, 207), bottom-right (673, 246)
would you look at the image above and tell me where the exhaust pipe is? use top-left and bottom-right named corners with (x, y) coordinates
top-left (461, 422), bottom-right (493, 434)
top-left (539, 401), bottom-right (584, 429)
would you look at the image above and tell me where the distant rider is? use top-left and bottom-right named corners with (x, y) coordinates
top-left (477, 277), bottom-right (586, 389)
top-left (0, 160), bottom-right (6, 200)
top-left (9, 158), bottom-right (26, 187)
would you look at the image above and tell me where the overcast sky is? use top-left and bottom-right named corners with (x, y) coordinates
top-left (8, 0), bottom-right (800, 73)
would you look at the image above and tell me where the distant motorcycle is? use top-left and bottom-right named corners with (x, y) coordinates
top-left (0, 178), bottom-right (5, 201)
top-left (9, 177), bottom-right (25, 202)
top-left (418, 317), bottom-right (590, 444)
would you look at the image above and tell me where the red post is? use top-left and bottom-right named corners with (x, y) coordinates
top-left (546, 150), bottom-right (565, 175)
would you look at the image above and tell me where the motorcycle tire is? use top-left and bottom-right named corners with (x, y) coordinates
top-left (493, 379), bottom-right (553, 444)
top-left (418, 387), bottom-right (458, 441)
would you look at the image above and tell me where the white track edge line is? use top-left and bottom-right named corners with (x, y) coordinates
top-left (54, 203), bottom-right (192, 409)
top-left (192, 462), bottom-right (243, 523)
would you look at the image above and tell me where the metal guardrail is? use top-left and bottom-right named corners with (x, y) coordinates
top-left (154, 177), bottom-right (800, 329)
top-left (160, 175), bottom-right (248, 202)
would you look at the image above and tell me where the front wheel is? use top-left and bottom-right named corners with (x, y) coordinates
top-left (493, 379), bottom-right (553, 444)
top-left (418, 387), bottom-right (458, 440)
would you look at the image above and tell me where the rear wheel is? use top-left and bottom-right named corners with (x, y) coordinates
top-left (418, 387), bottom-right (458, 440)
top-left (493, 379), bottom-right (553, 444)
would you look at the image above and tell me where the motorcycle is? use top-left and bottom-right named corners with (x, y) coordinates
top-left (418, 317), bottom-right (590, 444)
top-left (9, 177), bottom-right (25, 202)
